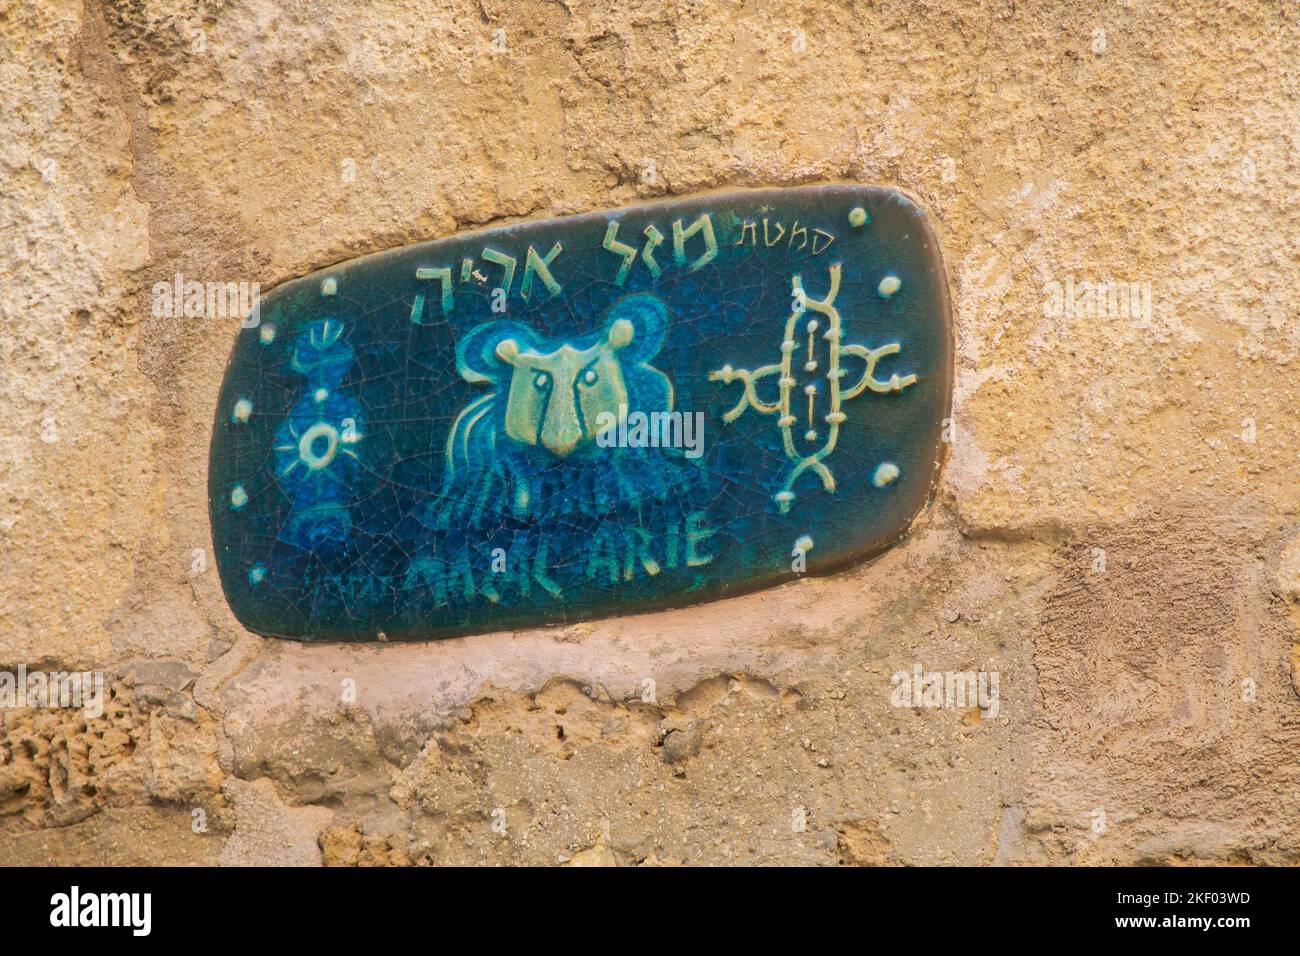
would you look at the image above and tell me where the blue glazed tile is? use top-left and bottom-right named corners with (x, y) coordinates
top-left (209, 185), bottom-right (953, 641)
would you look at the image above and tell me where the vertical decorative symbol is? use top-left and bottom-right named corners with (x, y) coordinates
top-left (272, 311), bottom-right (366, 550)
top-left (709, 264), bottom-right (917, 512)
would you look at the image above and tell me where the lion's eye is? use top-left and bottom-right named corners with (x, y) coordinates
top-left (534, 373), bottom-right (550, 390)
top-left (581, 369), bottom-right (599, 387)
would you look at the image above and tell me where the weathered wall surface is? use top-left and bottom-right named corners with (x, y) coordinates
top-left (2, 0), bottom-right (1297, 865)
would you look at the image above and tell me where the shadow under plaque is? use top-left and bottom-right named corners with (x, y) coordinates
top-left (208, 185), bottom-right (953, 642)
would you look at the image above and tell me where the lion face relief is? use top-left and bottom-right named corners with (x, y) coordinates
top-left (495, 318), bottom-right (633, 458)
top-left (420, 293), bottom-right (689, 532)
top-left (446, 293), bottom-right (674, 472)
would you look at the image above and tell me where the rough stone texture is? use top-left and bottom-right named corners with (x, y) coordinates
top-left (2, 0), bottom-right (1297, 865)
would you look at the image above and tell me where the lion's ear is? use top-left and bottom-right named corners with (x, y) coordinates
top-left (603, 294), bottom-right (668, 363)
top-left (456, 321), bottom-right (537, 384)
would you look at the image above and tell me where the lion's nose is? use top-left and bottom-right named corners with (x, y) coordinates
top-left (539, 377), bottom-right (584, 458)
top-left (542, 426), bottom-right (581, 458)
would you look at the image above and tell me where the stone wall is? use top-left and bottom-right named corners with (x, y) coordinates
top-left (1, 0), bottom-right (1297, 865)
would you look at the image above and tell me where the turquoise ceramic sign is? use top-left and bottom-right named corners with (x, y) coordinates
top-left (209, 185), bottom-right (952, 641)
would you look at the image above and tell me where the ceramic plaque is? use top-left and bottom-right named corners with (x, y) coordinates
top-left (209, 185), bottom-right (952, 641)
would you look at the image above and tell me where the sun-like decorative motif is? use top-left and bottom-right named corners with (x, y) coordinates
top-left (270, 316), bottom-right (365, 550)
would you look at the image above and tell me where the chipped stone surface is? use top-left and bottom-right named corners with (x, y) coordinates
top-left (2, 0), bottom-right (1298, 865)
top-left (219, 777), bottom-right (332, 867)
